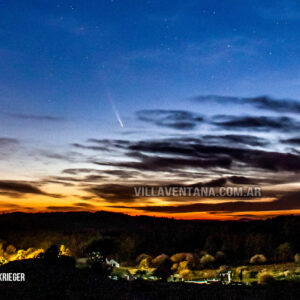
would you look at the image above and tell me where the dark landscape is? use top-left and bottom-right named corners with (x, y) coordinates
top-left (0, 212), bottom-right (300, 299)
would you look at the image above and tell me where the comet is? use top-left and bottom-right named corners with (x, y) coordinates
top-left (107, 90), bottom-right (124, 128)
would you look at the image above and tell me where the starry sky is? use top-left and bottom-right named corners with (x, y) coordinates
top-left (1, 0), bottom-right (300, 220)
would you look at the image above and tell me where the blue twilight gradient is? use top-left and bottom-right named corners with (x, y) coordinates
top-left (1, 1), bottom-right (300, 143)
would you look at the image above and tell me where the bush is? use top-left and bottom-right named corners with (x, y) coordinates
top-left (153, 257), bottom-right (173, 281)
top-left (250, 254), bottom-right (267, 264)
top-left (58, 255), bottom-right (76, 268)
top-left (136, 253), bottom-right (152, 264)
top-left (6, 245), bottom-right (16, 255)
top-left (217, 265), bottom-right (230, 274)
top-left (170, 253), bottom-right (199, 269)
top-left (274, 243), bottom-right (292, 262)
top-left (257, 272), bottom-right (275, 285)
top-left (139, 258), bottom-right (151, 269)
top-left (44, 245), bottom-right (59, 263)
top-left (170, 253), bottom-right (187, 263)
top-left (177, 261), bottom-right (189, 272)
top-left (111, 267), bottom-right (131, 279)
top-left (186, 254), bottom-right (199, 269)
top-left (294, 253), bottom-right (300, 264)
top-left (59, 245), bottom-right (72, 256)
top-left (134, 269), bottom-right (147, 279)
top-left (171, 263), bottom-right (179, 271)
top-left (0, 243), bottom-right (4, 257)
top-left (248, 270), bottom-right (258, 279)
top-left (87, 252), bottom-right (112, 277)
top-left (152, 254), bottom-right (170, 267)
top-left (215, 251), bottom-right (226, 262)
top-left (0, 257), bottom-right (8, 265)
top-left (85, 238), bottom-right (116, 257)
top-left (200, 254), bottom-right (215, 267)
top-left (179, 269), bottom-right (194, 281)
top-left (233, 266), bottom-right (249, 281)
top-left (295, 267), bottom-right (300, 275)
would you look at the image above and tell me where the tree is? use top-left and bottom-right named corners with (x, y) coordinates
top-left (294, 253), bottom-right (300, 264)
top-left (85, 238), bottom-right (116, 257)
top-left (6, 245), bottom-right (16, 255)
top-left (136, 253), bottom-right (152, 266)
top-left (249, 254), bottom-right (267, 264)
top-left (275, 243), bottom-right (292, 262)
top-left (215, 251), bottom-right (226, 263)
top-left (88, 252), bottom-right (112, 277)
top-left (152, 254), bottom-right (170, 267)
top-left (170, 253), bottom-right (199, 269)
top-left (119, 236), bottom-right (136, 261)
top-left (44, 245), bottom-right (59, 263)
top-left (204, 236), bottom-right (219, 254)
top-left (257, 272), bottom-right (275, 285)
top-left (153, 257), bottom-right (173, 281)
top-left (170, 253), bottom-right (187, 263)
top-left (200, 254), bottom-right (215, 267)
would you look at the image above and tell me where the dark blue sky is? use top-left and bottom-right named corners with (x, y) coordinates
top-left (1, 0), bottom-right (300, 218)
top-left (2, 0), bottom-right (300, 122)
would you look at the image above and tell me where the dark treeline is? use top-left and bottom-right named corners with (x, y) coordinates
top-left (0, 212), bottom-right (299, 264)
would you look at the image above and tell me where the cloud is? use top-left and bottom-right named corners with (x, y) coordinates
top-left (72, 143), bottom-right (108, 151)
top-left (124, 138), bottom-right (300, 172)
top-left (62, 168), bottom-right (97, 175)
top-left (136, 109), bottom-right (203, 130)
top-left (95, 152), bottom-right (232, 172)
top-left (87, 139), bottom-right (130, 148)
top-left (0, 138), bottom-right (19, 147)
top-left (47, 206), bottom-right (82, 211)
top-left (197, 178), bottom-right (227, 187)
top-left (73, 202), bottom-right (96, 208)
top-left (86, 184), bottom-right (137, 203)
top-left (37, 150), bottom-right (84, 163)
top-left (281, 137), bottom-right (300, 145)
top-left (72, 139), bottom-right (130, 152)
top-left (84, 173), bottom-right (286, 205)
top-left (213, 116), bottom-right (300, 132)
top-left (46, 174), bottom-right (104, 184)
top-left (202, 134), bottom-right (268, 147)
top-left (84, 177), bottom-right (266, 204)
top-left (0, 181), bottom-right (47, 195)
top-left (101, 169), bottom-right (140, 179)
top-left (193, 95), bottom-right (300, 113)
top-left (0, 202), bottom-right (21, 208)
top-left (227, 176), bottom-right (261, 185)
top-left (111, 191), bottom-right (300, 214)
top-left (0, 138), bottom-right (20, 158)
top-left (7, 113), bottom-right (64, 121)
top-left (0, 191), bottom-right (25, 198)
top-left (61, 168), bottom-right (140, 181)
top-left (0, 180), bottom-right (61, 198)
top-left (65, 134), bottom-right (300, 202)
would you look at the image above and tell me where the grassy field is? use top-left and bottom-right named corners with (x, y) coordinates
top-left (115, 262), bottom-right (300, 284)
top-left (1, 259), bottom-right (300, 300)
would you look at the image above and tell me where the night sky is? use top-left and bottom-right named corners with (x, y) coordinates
top-left (1, 0), bottom-right (300, 219)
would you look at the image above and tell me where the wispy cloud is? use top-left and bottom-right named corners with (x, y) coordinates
top-left (193, 95), bottom-right (300, 113)
top-left (0, 180), bottom-right (61, 198)
top-left (6, 113), bottom-right (64, 121)
top-left (0, 137), bottom-right (19, 146)
top-left (213, 115), bottom-right (300, 132)
top-left (136, 109), bottom-right (203, 130)
top-left (111, 191), bottom-right (300, 214)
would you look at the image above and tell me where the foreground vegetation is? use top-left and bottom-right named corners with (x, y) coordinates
top-left (1, 258), bottom-right (300, 300)
top-left (0, 212), bottom-right (300, 298)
